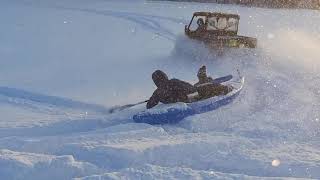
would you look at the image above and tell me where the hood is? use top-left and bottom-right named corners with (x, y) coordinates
top-left (152, 70), bottom-right (169, 87)
top-left (197, 65), bottom-right (207, 79)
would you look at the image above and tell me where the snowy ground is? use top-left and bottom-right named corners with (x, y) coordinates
top-left (1, 0), bottom-right (320, 179)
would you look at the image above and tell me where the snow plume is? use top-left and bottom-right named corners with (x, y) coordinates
top-left (173, 35), bottom-right (216, 62)
top-left (261, 29), bottom-right (320, 72)
top-left (172, 30), bottom-right (320, 140)
top-left (254, 30), bottom-right (320, 140)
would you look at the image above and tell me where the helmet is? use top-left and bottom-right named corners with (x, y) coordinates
top-left (197, 18), bottom-right (204, 27)
top-left (197, 65), bottom-right (207, 78)
top-left (152, 70), bottom-right (169, 87)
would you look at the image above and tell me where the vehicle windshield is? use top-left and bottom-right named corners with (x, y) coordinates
top-left (189, 16), bottom-right (206, 31)
top-left (207, 16), bottom-right (239, 31)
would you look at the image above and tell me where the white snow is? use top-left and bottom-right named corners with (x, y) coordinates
top-left (0, 0), bottom-right (320, 179)
top-left (0, 149), bottom-right (101, 180)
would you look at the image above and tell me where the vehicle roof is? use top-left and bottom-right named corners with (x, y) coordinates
top-left (193, 12), bottom-right (240, 19)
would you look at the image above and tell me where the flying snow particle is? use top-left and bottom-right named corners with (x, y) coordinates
top-left (315, 118), bottom-right (319, 122)
top-left (272, 159), bottom-right (281, 167)
top-left (267, 33), bottom-right (275, 39)
top-left (63, 21), bottom-right (68, 24)
top-left (152, 33), bottom-right (159, 39)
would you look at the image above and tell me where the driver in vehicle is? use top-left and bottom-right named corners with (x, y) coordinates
top-left (196, 18), bottom-right (206, 32)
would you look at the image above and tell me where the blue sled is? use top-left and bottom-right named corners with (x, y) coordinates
top-left (133, 77), bottom-right (244, 125)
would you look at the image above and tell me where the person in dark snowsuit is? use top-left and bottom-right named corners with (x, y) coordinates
top-left (194, 65), bottom-right (232, 100)
top-left (147, 70), bottom-right (197, 109)
top-left (194, 65), bottom-right (214, 87)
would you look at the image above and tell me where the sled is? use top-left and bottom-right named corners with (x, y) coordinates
top-left (133, 76), bottom-right (244, 125)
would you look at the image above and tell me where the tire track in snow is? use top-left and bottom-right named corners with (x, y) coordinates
top-left (0, 86), bottom-right (109, 115)
top-left (18, 1), bottom-right (184, 42)
top-left (56, 7), bottom-right (179, 41)
top-left (0, 118), bottom-right (117, 138)
top-left (0, 87), bottom-right (136, 137)
top-left (0, 95), bottom-right (73, 116)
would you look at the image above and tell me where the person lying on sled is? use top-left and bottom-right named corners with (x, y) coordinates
top-left (146, 70), bottom-right (197, 109)
top-left (194, 65), bottom-right (232, 100)
top-left (147, 67), bottom-right (232, 109)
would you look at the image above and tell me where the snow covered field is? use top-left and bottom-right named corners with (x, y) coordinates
top-left (1, 0), bottom-right (320, 179)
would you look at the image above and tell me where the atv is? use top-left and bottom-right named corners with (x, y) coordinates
top-left (185, 12), bottom-right (257, 52)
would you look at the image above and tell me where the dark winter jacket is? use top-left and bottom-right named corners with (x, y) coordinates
top-left (194, 65), bottom-right (214, 87)
top-left (195, 82), bottom-right (231, 100)
top-left (194, 65), bottom-right (231, 99)
top-left (147, 70), bottom-right (197, 109)
top-left (194, 76), bottom-right (214, 87)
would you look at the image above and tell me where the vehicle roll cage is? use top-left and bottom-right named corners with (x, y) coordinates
top-left (186, 12), bottom-right (240, 33)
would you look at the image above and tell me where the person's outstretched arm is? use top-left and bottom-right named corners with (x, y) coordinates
top-left (146, 90), bottom-right (160, 109)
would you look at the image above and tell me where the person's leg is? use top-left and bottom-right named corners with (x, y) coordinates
top-left (196, 84), bottom-right (231, 100)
